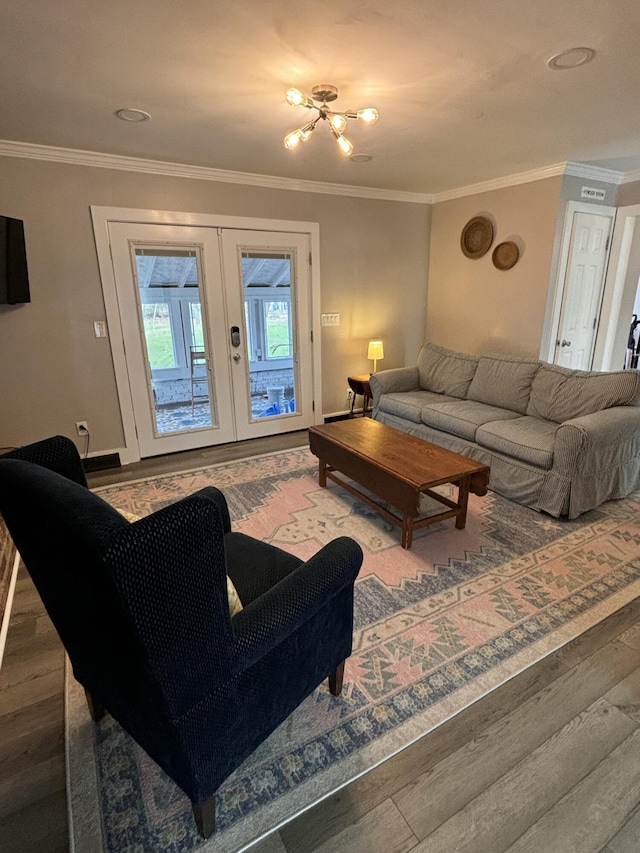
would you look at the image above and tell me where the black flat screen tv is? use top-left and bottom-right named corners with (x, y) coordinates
top-left (0, 215), bottom-right (30, 304)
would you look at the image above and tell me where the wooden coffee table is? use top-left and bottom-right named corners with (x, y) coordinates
top-left (308, 419), bottom-right (490, 549)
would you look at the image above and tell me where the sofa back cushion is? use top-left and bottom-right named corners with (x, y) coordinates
top-left (467, 355), bottom-right (540, 415)
top-left (526, 363), bottom-right (640, 422)
top-left (417, 343), bottom-right (478, 398)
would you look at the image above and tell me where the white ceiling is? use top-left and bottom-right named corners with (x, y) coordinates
top-left (3, 0), bottom-right (640, 196)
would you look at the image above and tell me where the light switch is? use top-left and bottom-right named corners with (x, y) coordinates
top-left (321, 313), bottom-right (340, 326)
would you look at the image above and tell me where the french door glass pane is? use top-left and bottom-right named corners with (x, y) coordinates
top-left (241, 251), bottom-right (297, 419)
top-left (134, 248), bottom-right (216, 435)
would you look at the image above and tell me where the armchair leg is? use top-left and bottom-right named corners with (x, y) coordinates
top-left (84, 688), bottom-right (105, 722)
top-left (193, 795), bottom-right (216, 838)
top-left (328, 660), bottom-right (345, 696)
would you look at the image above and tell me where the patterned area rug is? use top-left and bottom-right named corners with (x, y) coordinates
top-left (66, 447), bottom-right (640, 853)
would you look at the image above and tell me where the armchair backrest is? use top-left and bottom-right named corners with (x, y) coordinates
top-left (0, 439), bottom-right (237, 729)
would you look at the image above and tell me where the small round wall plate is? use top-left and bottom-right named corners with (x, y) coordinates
top-left (461, 216), bottom-right (494, 259)
top-left (492, 241), bottom-right (520, 270)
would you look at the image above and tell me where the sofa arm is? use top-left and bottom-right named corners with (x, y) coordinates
top-left (369, 366), bottom-right (420, 405)
top-left (554, 406), bottom-right (640, 475)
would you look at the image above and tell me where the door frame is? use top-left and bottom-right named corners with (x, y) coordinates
top-left (91, 206), bottom-right (322, 464)
top-left (593, 203), bottom-right (640, 370)
top-left (541, 201), bottom-right (616, 366)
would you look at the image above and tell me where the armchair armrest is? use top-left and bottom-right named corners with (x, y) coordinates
top-left (231, 536), bottom-right (363, 671)
top-left (192, 486), bottom-right (232, 533)
top-left (554, 406), bottom-right (640, 475)
top-left (369, 366), bottom-right (420, 406)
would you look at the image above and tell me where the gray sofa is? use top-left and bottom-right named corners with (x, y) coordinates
top-left (369, 342), bottom-right (640, 519)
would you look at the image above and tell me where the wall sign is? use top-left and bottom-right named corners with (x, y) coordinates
top-left (581, 186), bottom-right (606, 201)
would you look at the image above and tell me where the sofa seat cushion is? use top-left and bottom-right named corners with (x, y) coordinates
top-left (467, 355), bottom-right (540, 414)
top-left (421, 401), bottom-right (520, 441)
top-left (476, 416), bottom-right (560, 469)
top-left (417, 343), bottom-right (479, 398)
top-left (527, 363), bottom-right (640, 422)
top-left (378, 390), bottom-right (459, 424)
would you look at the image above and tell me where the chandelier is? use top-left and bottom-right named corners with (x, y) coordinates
top-left (284, 84), bottom-right (378, 157)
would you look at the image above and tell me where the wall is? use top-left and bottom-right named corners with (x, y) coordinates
top-left (426, 177), bottom-right (563, 357)
top-left (617, 179), bottom-right (640, 207)
top-left (0, 155), bottom-right (430, 454)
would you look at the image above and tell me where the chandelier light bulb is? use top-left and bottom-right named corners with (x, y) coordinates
top-left (335, 133), bottom-right (353, 157)
top-left (356, 108), bottom-right (379, 124)
top-left (329, 113), bottom-right (348, 133)
top-left (284, 128), bottom-right (303, 149)
top-left (286, 88), bottom-right (306, 107)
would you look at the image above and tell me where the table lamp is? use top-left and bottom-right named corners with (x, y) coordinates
top-left (367, 340), bottom-right (384, 373)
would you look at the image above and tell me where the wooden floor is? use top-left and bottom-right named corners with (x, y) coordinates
top-left (1, 432), bottom-right (640, 853)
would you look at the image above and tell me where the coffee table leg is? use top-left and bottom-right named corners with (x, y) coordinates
top-left (401, 516), bottom-right (414, 549)
top-left (455, 475), bottom-right (471, 529)
top-left (318, 458), bottom-right (327, 487)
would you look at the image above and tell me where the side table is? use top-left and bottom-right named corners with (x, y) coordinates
top-left (347, 374), bottom-right (372, 417)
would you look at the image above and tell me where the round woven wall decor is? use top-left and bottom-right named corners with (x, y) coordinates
top-left (460, 216), bottom-right (494, 259)
top-left (492, 241), bottom-right (520, 270)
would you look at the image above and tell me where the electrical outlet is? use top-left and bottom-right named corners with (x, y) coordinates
top-left (75, 421), bottom-right (89, 436)
top-left (346, 389), bottom-right (354, 406)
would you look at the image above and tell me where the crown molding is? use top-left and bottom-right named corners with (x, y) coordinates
top-left (0, 138), bottom-right (633, 203)
top-left (563, 161), bottom-right (625, 183)
top-left (432, 161), bottom-right (624, 203)
top-left (0, 139), bottom-right (433, 204)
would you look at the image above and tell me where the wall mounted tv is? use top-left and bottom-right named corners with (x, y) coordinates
top-left (0, 215), bottom-right (30, 304)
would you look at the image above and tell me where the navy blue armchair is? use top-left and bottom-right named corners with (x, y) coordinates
top-left (0, 436), bottom-right (363, 837)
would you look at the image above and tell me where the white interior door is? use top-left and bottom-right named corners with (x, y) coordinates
top-left (554, 211), bottom-right (613, 369)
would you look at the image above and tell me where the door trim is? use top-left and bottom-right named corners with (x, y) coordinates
top-left (91, 206), bottom-right (321, 464)
top-left (541, 201), bottom-right (616, 365)
top-left (594, 203), bottom-right (640, 370)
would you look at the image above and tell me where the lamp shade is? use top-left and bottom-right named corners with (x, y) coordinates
top-left (367, 340), bottom-right (384, 361)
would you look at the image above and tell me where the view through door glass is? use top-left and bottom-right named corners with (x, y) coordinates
top-left (134, 247), bottom-right (217, 436)
top-left (241, 252), bottom-right (298, 420)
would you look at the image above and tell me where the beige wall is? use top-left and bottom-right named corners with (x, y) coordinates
top-left (618, 180), bottom-right (640, 207)
top-left (426, 177), bottom-right (563, 358)
top-left (0, 155), bottom-right (430, 454)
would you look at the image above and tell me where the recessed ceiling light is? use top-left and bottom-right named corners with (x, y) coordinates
top-left (115, 108), bottom-right (151, 122)
top-left (350, 154), bottom-right (373, 163)
top-left (547, 47), bottom-right (596, 70)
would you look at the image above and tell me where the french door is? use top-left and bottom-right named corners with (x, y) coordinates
top-left (107, 222), bottom-right (315, 457)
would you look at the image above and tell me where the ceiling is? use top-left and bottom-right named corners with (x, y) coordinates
top-left (3, 0), bottom-right (640, 196)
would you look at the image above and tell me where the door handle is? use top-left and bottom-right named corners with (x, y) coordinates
top-left (561, 339), bottom-right (572, 347)
top-left (230, 326), bottom-right (240, 348)
top-left (233, 353), bottom-right (241, 362)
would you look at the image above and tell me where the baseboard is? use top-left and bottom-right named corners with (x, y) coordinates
top-left (82, 453), bottom-right (121, 473)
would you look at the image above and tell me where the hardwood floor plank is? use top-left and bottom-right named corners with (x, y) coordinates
top-left (606, 803), bottom-right (640, 853)
top-left (393, 637), bottom-right (640, 840)
top-left (0, 753), bottom-right (66, 820)
top-left (286, 799), bottom-right (418, 853)
top-left (0, 666), bottom-right (64, 717)
top-left (246, 830), bottom-right (288, 853)
top-left (409, 698), bottom-right (637, 853)
top-left (618, 622), bottom-right (640, 653)
top-left (554, 599), bottom-right (640, 669)
top-left (604, 663), bottom-right (640, 723)
top-left (0, 788), bottom-right (68, 853)
top-left (504, 728), bottom-right (640, 853)
top-left (0, 693), bottom-right (63, 753)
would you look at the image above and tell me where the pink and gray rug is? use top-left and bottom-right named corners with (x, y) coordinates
top-left (66, 447), bottom-right (640, 852)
